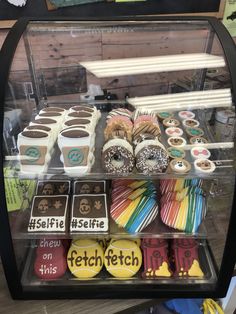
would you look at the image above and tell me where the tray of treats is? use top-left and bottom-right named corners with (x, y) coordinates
top-left (21, 237), bottom-right (217, 286)
top-left (15, 101), bottom-right (234, 180)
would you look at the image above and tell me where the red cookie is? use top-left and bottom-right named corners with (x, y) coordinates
top-left (34, 238), bottom-right (67, 280)
top-left (171, 238), bottom-right (204, 277)
top-left (142, 239), bottom-right (172, 278)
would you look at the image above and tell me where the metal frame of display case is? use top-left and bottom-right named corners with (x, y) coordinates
top-left (0, 16), bottom-right (236, 300)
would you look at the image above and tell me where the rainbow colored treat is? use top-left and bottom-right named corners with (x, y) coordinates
top-left (110, 180), bottom-right (158, 233)
top-left (160, 190), bottom-right (206, 233)
top-left (160, 179), bottom-right (203, 195)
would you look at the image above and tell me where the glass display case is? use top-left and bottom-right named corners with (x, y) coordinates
top-left (0, 17), bottom-right (236, 299)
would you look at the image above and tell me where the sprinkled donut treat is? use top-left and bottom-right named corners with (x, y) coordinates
top-left (135, 140), bottom-right (169, 174)
top-left (110, 180), bottom-right (158, 233)
top-left (133, 121), bottom-right (161, 145)
top-left (102, 139), bottom-right (135, 174)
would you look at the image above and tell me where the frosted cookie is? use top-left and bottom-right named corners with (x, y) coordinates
top-left (69, 105), bottom-right (101, 121)
top-left (34, 238), bottom-right (67, 280)
top-left (182, 119), bottom-right (200, 128)
top-left (67, 239), bottom-right (104, 278)
top-left (186, 127), bottom-right (204, 138)
top-left (190, 147), bottom-right (211, 160)
top-left (58, 129), bottom-right (94, 175)
top-left (107, 108), bottom-right (132, 121)
top-left (172, 238), bottom-right (204, 277)
top-left (162, 118), bottom-right (180, 128)
top-left (167, 136), bottom-right (186, 148)
top-left (40, 107), bottom-right (66, 113)
top-left (104, 121), bottom-right (132, 142)
top-left (194, 159), bottom-right (216, 173)
top-left (135, 140), bottom-right (169, 174)
top-left (36, 112), bottom-right (64, 123)
top-left (70, 194), bottom-right (108, 232)
top-left (142, 239), bottom-right (171, 278)
top-left (30, 118), bottom-right (59, 140)
top-left (63, 118), bottom-right (95, 132)
top-left (36, 180), bottom-right (70, 195)
top-left (28, 195), bottom-right (69, 232)
top-left (167, 147), bottom-right (185, 159)
top-left (73, 180), bottom-right (106, 194)
top-left (157, 112), bottom-right (173, 120)
top-left (165, 127), bottom-right (183, 137)
top-left (178, 111), bottom-right (195, 120)
top-left (169, 158), bottom-right (191, 174)
top-left (25, 125), bottom-right (52, 133)
top-left (189, 136), bottom-right (208, 145)
top-left (104, 240), bottom-right (142, 278)
top-left (17, 130), bottom-right (52, 174)
top-left (102, 139), bottom-right (135, 174)
top-left (133, 121), bottom-right (161, 145)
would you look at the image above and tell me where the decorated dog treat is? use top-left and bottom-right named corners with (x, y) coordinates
top-left (36, 180), bottom-right (70, 195)
top-left (28, 195), bottom-right (69, 232)
top-left (70, 194), bottom-right (108, 232)
top-left (178, 111), bottom-right (195, 120)
top-left (107, 108), bottom-right (133, 120)
top-left (160, 191), bottom-right (206, 233)
top-left (182, 118), bottom-right (200, 128)
top-left (190, 147), bottom-right (211, 160)
top-left (194, 159), bottom-right (216, 173)
top-left (157, 112), bottom-right (174, 120)
top-left (104, 121), bottom-right (132, 142)
top-left (167, 147), bottom-right (186, 159)
top-left (58, 129), bottom-right (94, 175)
top-left (133, 121), bottom-right (161, 145)
top-left (17, 130), bottom-right (53, 174)
top-left (189, 136), bottom-right (208, 145)
top-left (110, 180), bottom-right (158, 233)
top-left (165, 127), bottom-right (183, 137)
top-left (34, 238), bottom-right (67, 280)
top-left (104, 239), bottom-right (142, 278)
top-left (162, 118), bottom-right (180, 128)
top-left (169, 158), bottom-right (191, 174)
top-left (186, 127), bottom-right (204, 138)
top-left (171, 238), bottom-right (204, 277)
top-left (142, 239), bottom-right (172, 278)
top-left (67, 239), bottom-right (104, 278)
top-left (74, 181), bottom-right (106, 194)
top-left (102, 138), bottom-right (135, 174)
top-left (135, 140), bottom-right (169, 174)
top-left (160, 179), bottom-right (203, 194)
top-left (167, 136), bottom-right (186, 148)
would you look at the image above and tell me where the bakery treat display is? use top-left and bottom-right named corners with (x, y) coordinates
top-left (36, 180), bottom-right (70, 195)
top-left (70, 194), bottom-right (108, 232)
top-left (165, 127), bottom-right (183, 137)
top-left (186, 127), bottom-right (204, 138)
top-left (28, 195), bottom-right (69, 233)
top-left (169, 158), bottom-right (191, 174)
top-left (167, 147), bottom-right (186, 159)
top-left (160, 178), bottom-right (202, 194)
top-left (162, 118), bottom-right (180, 128)
top-left (182, 118), bottom-right (200, 128)
top-left (178, 111), bottom-right (195, 120)
top-left (110, 180), bottom-right (158, 233)
top-left (189, 136), bottom-right (208, 145)
top-left (142, 238), bottom-right (172, 278)
top-left (34, 238), bottom-right (68, 280)
top-left (190, 147), bottom-right (211, 160)
top-left (167, 136), bottom-right (186, 148)
top-left (67, 239), bottom-right (104, 279)
top-left (157, 112), bottom-right (174, 120)
top-left (104, 239), bottom-right (142, 278)
top-left (73, 180), bottom-right (106, 194)
top-left (194, 159), bottom-right (216, 173)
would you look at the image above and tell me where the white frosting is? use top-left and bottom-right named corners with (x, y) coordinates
top-left (135, 139), bottom-right (166, 156)
top-left (191, 146), bottom-right (211, 160)
top-left (103, 138), bottom-right (133, 154)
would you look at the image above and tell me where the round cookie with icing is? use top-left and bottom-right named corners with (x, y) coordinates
top-left (168, 136), bottom-right (186, 148)
top-left (167, 147), bottom-right (185, 159)
top-left (178, 111), bottom-right (195, 120)
top-left (165, 127), bottom-right (183, 137)
top-left (157, 112), bottom-right (173, 120)
top-left (162, 118), bottom-right (180, 128)
top-left (67, 239), bottom-right (104, 278)
top-left (186, 127), bottom-right (204, 138)
top-left (191, 147), bottom-right (211, 160)
top-left (189, 136), bottom-right (208, 145)
top-left (182, 119), bottom-right (200, 128)
top-left (194, 159), bottom-right (216, 173)
top-left (104, 239), bottom-right (142, 278)
top-left (170, 158), bottom-right (191, 174)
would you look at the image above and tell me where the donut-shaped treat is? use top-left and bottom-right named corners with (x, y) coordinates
top-left (102, 139), bottom-right (135, 174)
top-left (135, 140), bottom-right (169, 174)
top-left (104, 121), bottom-right (132, 142)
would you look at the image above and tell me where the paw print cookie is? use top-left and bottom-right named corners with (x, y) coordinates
top-left (170, 158), bottom-right (191, 173)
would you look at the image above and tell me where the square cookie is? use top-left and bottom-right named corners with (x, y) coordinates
top-left (73, 180), bottom-right (106, 194)
top-left (28, 195), bottom-right (69, 233)
top-left (70, 194), bottom-right (108, 232)
top-left (36, 180), bottom-right (71, 195)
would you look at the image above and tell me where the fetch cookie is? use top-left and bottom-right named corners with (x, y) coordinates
top-left (70, 194), bottom-right (108, 232)
top-left (67, 239), bottom-right (104, 278)
top-left (104, 239), bottom-right (142, 278)
top-left (142, 239), bottom-right (171, 278)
